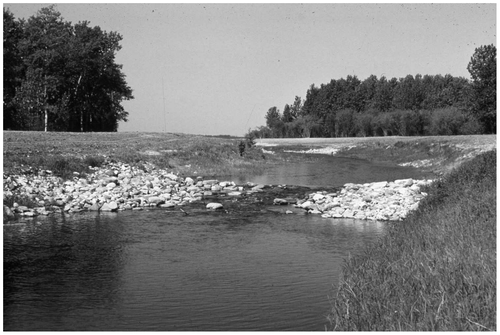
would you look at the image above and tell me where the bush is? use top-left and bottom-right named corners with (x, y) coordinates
top-left (355, 113), bottom-right (373, 137)
top-left (84, 155), bottom-right (105, 168)
top-left (427, 107), bottom-right (482, 135)
top-left (335, 109), bottom-right (358, 137)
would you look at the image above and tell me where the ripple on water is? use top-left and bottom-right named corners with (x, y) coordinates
top-left (4, 208), bottom-right (385, 331)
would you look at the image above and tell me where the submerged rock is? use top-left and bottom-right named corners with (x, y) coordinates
top-left (273, 198), bottom-right (288, 205)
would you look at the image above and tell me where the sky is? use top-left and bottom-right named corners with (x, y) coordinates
top-left (4, 2), bottom-right (497, 136)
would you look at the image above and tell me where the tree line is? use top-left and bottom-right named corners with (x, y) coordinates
top-left (3, 6), bottom-right (133, 132)
top-left (247, 44), bottom-right (496, 139)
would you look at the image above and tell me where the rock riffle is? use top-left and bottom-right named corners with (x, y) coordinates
top-left (296, 178), bottom-right (433, 221)
top-left (3, 160), bottom-right (434, 223)
top-left (3, 161), bottom-right (268, 219)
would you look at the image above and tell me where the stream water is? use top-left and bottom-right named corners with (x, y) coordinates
top-left (3, 155), bottom-right (434, 331)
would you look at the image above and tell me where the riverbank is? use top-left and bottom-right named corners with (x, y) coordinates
top-left (2, 132), bottom-right (495, 222)
top-left (256, 134), bottom-right (496, 175)
top-left (328, 150), bottom-right (496, 331)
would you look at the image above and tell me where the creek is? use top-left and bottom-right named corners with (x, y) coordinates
top-left (3, 155), bottom-right (433, 331)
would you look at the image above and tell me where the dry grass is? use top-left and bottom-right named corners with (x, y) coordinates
top-left (3, 131), bottom-right (284, 178)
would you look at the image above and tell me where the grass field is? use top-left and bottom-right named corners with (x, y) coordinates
top-left (3, 131), bottom-right (286, 179)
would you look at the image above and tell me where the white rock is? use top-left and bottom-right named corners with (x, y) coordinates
top-left (395, 178), bottom-right (413, 187)
top-left (312, 193), bottom-right (325, 201)
top-left (206, 202), bottom-right (223, 210)
top-left (371, 181), bottom-right (388, 189)
top-left (300, 200), bottom-right (314, 209)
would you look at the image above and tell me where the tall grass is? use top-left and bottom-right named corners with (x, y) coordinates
top-left (328, 150), bottom-right (496, 331)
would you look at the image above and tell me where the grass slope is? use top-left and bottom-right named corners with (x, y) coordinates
top-left (3, 131), bottom-right (284, 179)
top-left (328, 150), bottom-right (496, 331)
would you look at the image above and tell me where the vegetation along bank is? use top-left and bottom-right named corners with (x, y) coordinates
top-left (327, 149), bottom-right (496, 330)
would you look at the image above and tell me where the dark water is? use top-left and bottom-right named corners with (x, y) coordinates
top-left (4, 210), bottom-right (384, 331)
top-left (3, 156), bottom-right (429, 331)
top-left (233, 154), bottom-right (434, 187)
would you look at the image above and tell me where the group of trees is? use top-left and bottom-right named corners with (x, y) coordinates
top-left (248, 44), bottom-right (496, 138)
top-left (3, 6), bottom-right (133, 132)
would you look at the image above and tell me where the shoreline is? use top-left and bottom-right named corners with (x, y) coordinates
top-left (3, 156), bottom-right (434, 222)
top-left (3, 132), bottom-right (496, 222)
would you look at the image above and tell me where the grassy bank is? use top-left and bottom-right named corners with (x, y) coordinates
top-left (327, 150), bottom-right (496, 331)
top-left (257, 135), bottom-right (496, 175)
top-left (3, 131), bottom-right (291, 179)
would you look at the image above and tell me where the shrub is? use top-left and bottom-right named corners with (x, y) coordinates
top-left (335, 109), bottom-right (358, 137)
top-left (84, 155), bottom-right (105, 168)
top-left (45, 156), bottom-right (87, 179)
top-left (355, 113), bottom-right (373, 137)
top-left (427, 107), bottom-right (482, 135)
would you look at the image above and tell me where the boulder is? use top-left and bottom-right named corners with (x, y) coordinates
top-left (371, 181), bottom-right (388, 189)
top-left (148, 196), bottom-right (164, 205)
top-left (251, 184), bottom-right (266, 191)
top-left (88, 203), bottom-right (101, 211)
top-left (273, 198), bottom-right (288, 205)
top-left (160, 201), bottom-right (176, 208)
top-left (106, 182), bottom-right (117, 189)
top-left (206, 202), bottom-right (223, 210)
top-left (3, 205), bottom-right (15, 220)
top-left (395, 178), bottom-right (413, 187)
top-left (299, 200), bottom-right (314, 209)
top-left (101, 201), bottom-right (118, 212)
top-left (211, 185), bottom-right (222, 192)
top-left (312, 193), bottom-right (325, 202)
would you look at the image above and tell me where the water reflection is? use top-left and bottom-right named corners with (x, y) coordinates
top-left (4, 213), bottom-right (125, 330)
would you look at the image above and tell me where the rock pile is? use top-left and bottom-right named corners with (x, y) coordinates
top-left (3, 161), bottom-right (267, 219)
top-left (296, 178), bottom-right (434, 221)
top-left (3, 159), bottom-right (434, 223)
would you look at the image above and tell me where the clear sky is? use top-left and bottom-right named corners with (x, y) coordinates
top-left (4, 2), bottom-right (497, 136)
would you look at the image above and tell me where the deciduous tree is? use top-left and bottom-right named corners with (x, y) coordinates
top-left (467, 44), bottom-right (496, 133)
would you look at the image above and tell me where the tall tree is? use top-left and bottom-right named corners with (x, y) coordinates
top-left (16, 5), bottom-right (73, 131)
top-left (3, 5), bottom-right (133, 132)
top-left (467, 44), bottom-right (496, 133)
top-left (66, 21), bottom-right (133, 131)
top-left (290, 96), bottom-right (303, 118)
top-left (3, 8), bottom-right (25, 129)
top-left (265, 106), bottom-right (284, 137)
